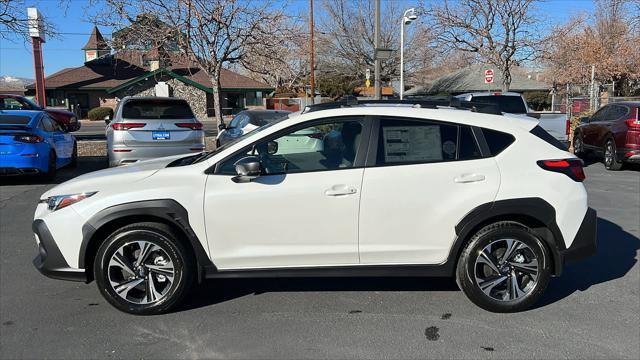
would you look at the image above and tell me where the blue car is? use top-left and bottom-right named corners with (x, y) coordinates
top-left (0, 110), bottom-right (77, 179)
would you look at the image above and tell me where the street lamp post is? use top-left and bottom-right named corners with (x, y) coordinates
top-left (400, 8), bottom-right (417, 100)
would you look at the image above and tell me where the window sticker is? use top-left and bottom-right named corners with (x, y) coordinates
top-left (442, 140), bottom-right (456, 156)
top-left (382, 126), bottom-right (442, 162)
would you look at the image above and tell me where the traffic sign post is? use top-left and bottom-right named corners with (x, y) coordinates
top-left (484, 69), bottom-right (494, 84)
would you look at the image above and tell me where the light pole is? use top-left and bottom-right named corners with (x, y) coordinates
top-left (400, 8), bottom-right (417, 100)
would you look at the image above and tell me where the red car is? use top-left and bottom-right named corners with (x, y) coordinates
top-left (574, 101), bottom-right (640, 170)
top-left (0, 94), bottom-right (80, 132)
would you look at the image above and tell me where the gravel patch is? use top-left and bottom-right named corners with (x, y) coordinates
top-left (78, 137), bottom-right (217, 157)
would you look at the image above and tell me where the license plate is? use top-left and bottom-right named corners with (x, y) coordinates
top-left (152, 131), bottom-right (170, 140)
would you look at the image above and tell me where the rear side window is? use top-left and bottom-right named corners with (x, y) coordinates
top-left (482, 128), bottom-right (515, 155)
top-left (530, 125), bottom-right (567, 150)
top-left (471, 95), bottom-right (527, 113)
top-left (122, 99), bottom-right (194, 119)
top-left (375, 118), bottom-right (481, 165)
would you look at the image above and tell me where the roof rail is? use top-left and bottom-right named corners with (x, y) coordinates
top-left (301, 96), bottom-right (502, 115)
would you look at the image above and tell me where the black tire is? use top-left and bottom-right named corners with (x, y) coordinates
top-left (94, 222), bottom-right (195, 315)
top-left (573, 131), bottom-right (586, 158)
top-left (69, 142), bottom-right (78, 168)
top-left (456, 221), bottom-right (551, 313)
top-left (603, 138), bottom-right (623, 171)
top-left (43, 150), bottom-right (57, 181)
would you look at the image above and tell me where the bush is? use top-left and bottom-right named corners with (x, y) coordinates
top-left (87, 107), bottom-right (114, 121)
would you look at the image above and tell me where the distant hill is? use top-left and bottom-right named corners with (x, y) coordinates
top-left (0, 76), bottom-right (33, 90)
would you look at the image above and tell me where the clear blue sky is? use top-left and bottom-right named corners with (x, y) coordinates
top-left (0, 0), bottom-right (596, 79)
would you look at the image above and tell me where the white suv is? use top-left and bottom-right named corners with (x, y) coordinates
top-left (33, 100), bottom-right (597, 315)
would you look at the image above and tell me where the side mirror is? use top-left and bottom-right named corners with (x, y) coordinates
top-left (232, 156), bottom-right (261, 183)
top-left (218, 123), bottom-right (227, 131)
top-left (580, 116), bottom-right (590, 124)
top-left (267, 140), bottom-right (278, 155)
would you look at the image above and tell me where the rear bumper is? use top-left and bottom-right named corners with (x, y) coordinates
top-left (0, 167), bottom-right (41, 176)
top-left (32, 219), bottom-right (86, 282)
top-left (0, 152), bottom-right (48, 174)
top-left (558, 207), bottom-right (597, 269)
top-left (109, 143), bottom-right (206, 166)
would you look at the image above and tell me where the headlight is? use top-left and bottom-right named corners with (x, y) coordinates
top-left (39, 192), bottom-right (97, 211)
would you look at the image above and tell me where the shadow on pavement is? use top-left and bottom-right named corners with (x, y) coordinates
top-left (538, 217), bottom-right (639, 307)
top-left (180, 276), bottom-right (460, 312)
top-left (0, 156), bottom-right (107, 186)
top-left (182, 216), bottom-right (639, 313)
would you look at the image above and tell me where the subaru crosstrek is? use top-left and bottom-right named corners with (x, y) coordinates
top-left (33, 100), bottom-right (597, 314)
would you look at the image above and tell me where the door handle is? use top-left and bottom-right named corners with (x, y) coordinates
top-left (454, 174), bottom-right (486, 183)
top-left (325, 186), bottom-right (357, 196)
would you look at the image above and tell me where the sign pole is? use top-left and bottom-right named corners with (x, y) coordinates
top-left (28, 8), bottom-right (47, 107)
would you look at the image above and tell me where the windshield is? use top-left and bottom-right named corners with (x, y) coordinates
top-left (472, 95), bottom-right (527, 114)
top-left (122, 99), bottom-right (194, 119)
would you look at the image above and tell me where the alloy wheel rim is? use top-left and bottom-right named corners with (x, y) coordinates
top-left (575, 137), bottom-right (582, 152)
top-left (605, 142), bottom-right (614, 166)
top-left (474, 239), bottom-right (539, 302)
top-left (107, 240), bottom-right (176, 305)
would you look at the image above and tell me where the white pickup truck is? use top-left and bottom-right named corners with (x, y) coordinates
top-left (456, 92), bottom-right (569, 147)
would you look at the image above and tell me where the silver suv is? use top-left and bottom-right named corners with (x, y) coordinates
top-left (106, 97), bottom-right (205, 167)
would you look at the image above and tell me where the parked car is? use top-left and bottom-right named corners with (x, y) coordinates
top-left (33, 99), bottom-right (596, 315)
top-left (0, 94), bottom-right (80, 132)
top-left (455, 92), bottom-right (569, 146)
top-left (106, 97), bottom-right (205, 167)
top-left (217, 110), bottom-right (291, 146)
top-left (573, 101), bottom-right (640, 170)
top-left (0, 110), bottom-right (77, 179)
top-left (217, 109), bottom-right (324, 154)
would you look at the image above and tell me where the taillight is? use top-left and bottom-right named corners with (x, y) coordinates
top-left (625, 108), bottom-right (640, 128)
top-left (175, 122), bottom-right (203, 130)
top-left (112, 123), bottom-right (146, 130)
top-left (537, 159), bottom-right (585, 182)
top-left (14, 134), bottom-right (43, 143)
top-left (565, 119), bottom-right (571, 135)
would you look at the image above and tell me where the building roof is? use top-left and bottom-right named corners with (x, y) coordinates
top-left (26, 52), bottom-right (273, 92)
top-left (405, 65), bottom-right (550, 96)
top-left (82, 26), bottom-right (109, 50)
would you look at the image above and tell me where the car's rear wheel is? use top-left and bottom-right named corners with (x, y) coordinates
top-left (604, 138), bottom-right (623, 170)
top-left (456, 221), bottom-right (551, 313)
top-left (94, 222), bottom-right (194, 315)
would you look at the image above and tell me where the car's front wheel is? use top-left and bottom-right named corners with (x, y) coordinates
top-left (94, 222), bottom-right (194, 315)
top-left (573, 132), bottom-right (586, 158)
top-left (456, 222), bottom-right (551, 313)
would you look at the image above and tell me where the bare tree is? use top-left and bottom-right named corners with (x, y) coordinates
top-left (317, 0), bottom-right (434, 92)
top-left (544, 0), bottom-right (640, 95)
top-left (427, 0), bottom-right (543, 91)
top-left (0, 0), bottom-right (61, 41)
top-left (97, 0), bottom-right (290, 125)
top-left (239, 15), bottom-right (309, 92)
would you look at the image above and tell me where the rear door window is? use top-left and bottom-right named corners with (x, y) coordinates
top-left (590, 106), bottom-right (610, 122)
top-left (375, 118), bottom-right (478, 165)
top-left (122, 99), bottom-right (194, 119)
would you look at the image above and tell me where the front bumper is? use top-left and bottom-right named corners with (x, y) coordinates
top-left (559, 207), bottom-right (597, 268)
top-left (32, 219), bottom-right (87, 282)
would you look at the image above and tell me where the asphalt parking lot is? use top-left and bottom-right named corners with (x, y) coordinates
top-left (1, 157), bottom-right (638, 359)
